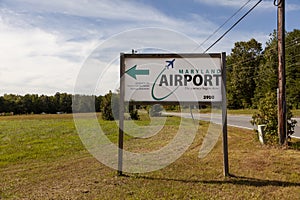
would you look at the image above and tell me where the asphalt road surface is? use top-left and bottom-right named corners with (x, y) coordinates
top-left (163, 112), bottom-right (300, 139)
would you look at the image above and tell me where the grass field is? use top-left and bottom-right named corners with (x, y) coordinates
top-left (0, 113), bottom-right (299, 199)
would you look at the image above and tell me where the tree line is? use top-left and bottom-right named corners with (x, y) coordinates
top-left (0, 92), bottom-right (103, 114)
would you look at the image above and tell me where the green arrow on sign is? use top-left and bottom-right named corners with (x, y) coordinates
top-left (125, 65), bottom-right (149, 80)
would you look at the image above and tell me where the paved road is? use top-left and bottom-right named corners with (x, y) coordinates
top-left (163, 112), bottom-right (300, 139)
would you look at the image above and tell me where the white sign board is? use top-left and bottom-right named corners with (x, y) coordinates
top-left (119, 53), bottom-right (229, 177)
top-left (122, 54), bottom-right (224, 103)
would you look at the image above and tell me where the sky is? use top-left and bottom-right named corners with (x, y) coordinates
top-left (1, 0), bottom-right (300, 96)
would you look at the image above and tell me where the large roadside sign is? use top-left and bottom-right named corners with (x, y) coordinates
top-left (118, 53), bottom-right (228, 177)
top-left (122, 53), bottom-right (225, 103)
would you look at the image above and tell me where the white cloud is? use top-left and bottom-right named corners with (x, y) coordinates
top-left (4, 0), bottom-right (171, 23)
top-left (0, 18), bottom-right (98, 95)
top-left (2, 0), bottom-right (217, 37)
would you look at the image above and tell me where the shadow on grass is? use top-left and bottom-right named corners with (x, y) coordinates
top-left (124, 174), bottom-right (300, 187)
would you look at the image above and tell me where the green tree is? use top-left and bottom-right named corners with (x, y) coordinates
top-left (37, 95), bottom-right (52, 113)
top-left (286, 29), bottom-right (300, 109)
top-left (59, 93), bottom-right (72, 113)
top-left (3, 94), bottom-right (22, 114)
top-left (227, 38), bottom-right (263, 109)
top-left (53, 92), bottom-right (61, 112)
top-left (253, 29), bottom-right (300, 109)
top-left (95, 95), bottom-right (103, 112)
top-left (253, 31), bottom-right (278, 107)
top-left (0, 96), bottom-right (4, 113)
top-left (129, 101), bottom-right (139, 120)
top-left (101, 91), bottom-right (119, 120)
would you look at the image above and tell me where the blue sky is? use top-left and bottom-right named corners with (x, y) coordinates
top-left (1, 0), bottom-right (299, 95)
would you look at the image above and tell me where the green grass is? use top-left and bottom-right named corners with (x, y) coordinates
top-left (0, 113), bottom-right (300, 199)
top-left (292, 109), bottom-right (300, 117)
top-left (0, 114), bottom-right (85, 167)
top-left (227, 109), bottom-right (257, 115)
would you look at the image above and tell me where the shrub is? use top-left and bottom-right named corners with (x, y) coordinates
top-left (101, 91), bottom-right (119, 120)
top-left (251, 92), bottom-right (297, 144)
top-left (129, 103), bottom-right (139, 120)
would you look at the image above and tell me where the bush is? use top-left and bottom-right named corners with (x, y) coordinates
top-left (251, 92), bottom-right (297, 144)
top-left (129, 103), bottom-right (139, 120)
top-left (101, 91), bottom-right (119, 120)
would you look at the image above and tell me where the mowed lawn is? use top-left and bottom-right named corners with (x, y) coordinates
top-left (0, 113), bottom-right (299, 199)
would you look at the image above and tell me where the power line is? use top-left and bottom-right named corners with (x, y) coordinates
top-left (227, 52), bottom-right (300, 70)
top-left (265, 37), bottom-right (298, 52)
top-left (204, 0), bottom-right (263, 53)
top-left (193, 0), bottom-right (252, 52)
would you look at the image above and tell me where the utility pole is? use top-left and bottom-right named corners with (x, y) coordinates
top-left (277, 0), bottom-right (286, 145)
